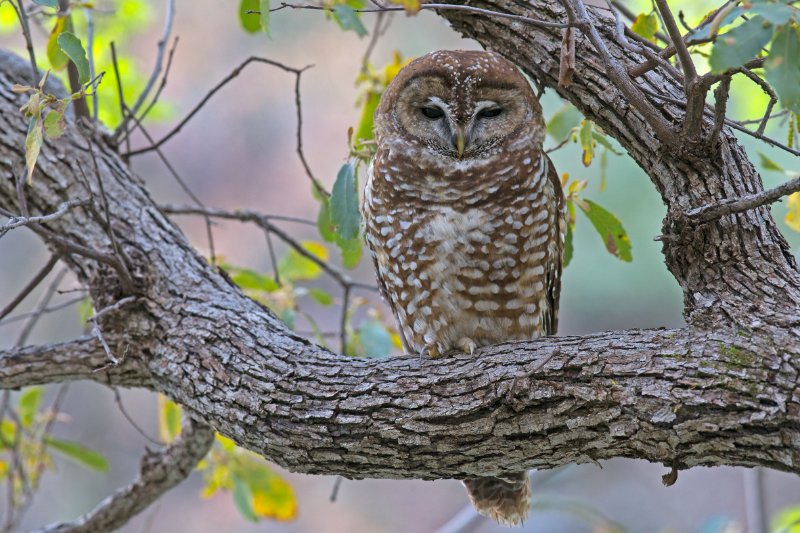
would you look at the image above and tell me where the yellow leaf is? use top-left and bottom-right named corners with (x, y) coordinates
top-left (158, 395), bottom-right (182, 443)
top-left (786, 192), bottom-right (800, 231)
top-left (631, 12), bottom-right (659, 43)
top-left (388, 0), bottom-right (420, 15)
top-left (251, 477), bottom-right (298, 521)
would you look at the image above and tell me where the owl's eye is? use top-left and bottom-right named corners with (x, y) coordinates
top-left (421, 106), bottom-right (444, 119)
top-left (478, 107), bottom-right (503, 118)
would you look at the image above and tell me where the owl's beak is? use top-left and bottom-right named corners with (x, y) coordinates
top-left (453, 129), bottom-right (466, 157)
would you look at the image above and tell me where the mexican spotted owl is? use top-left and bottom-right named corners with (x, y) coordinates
top-left (363, 50), bottom-right (566, 526)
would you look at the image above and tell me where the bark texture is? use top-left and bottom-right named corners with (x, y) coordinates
top-left (0, 0), bottom-right (798, 518)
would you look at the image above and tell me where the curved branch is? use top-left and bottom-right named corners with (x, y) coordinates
top-left (32, 417), bottom-right (215, 533)
top-left (0, 337), bottom-right (151, 389)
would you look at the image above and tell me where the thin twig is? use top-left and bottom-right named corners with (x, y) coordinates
top-left (10, 0), bottom-right (38, 84)
top-left (0, 295), bottom-right (85, 327)
top-left (0, 198), bottom-right (87, 238)
top-left (161, 204), bottom-right (377, 292)
top-left (86, 8), bottom-right (98, 121)
top-left (340, 285), bottom-right (351, 354)
top-left (110, 42), bottom-right (131, 158)
top-left (710, 75), bottom-right (732, 149)
top-left (0, 253), bottom-right (60, 321)
top-left (124, 56), bottom-right (308, 156)
top-left (16, 268), bottom-right (68, 346)
top-left (122, 108), bottom-right (218, 265)
top-left (112, 388), bottom-right (163, 445)
top-left (131, 36), bottom-right (180, 127)
top-left (114, 0), bottom-right (176, 139)
top-left (271, 2), bottom-right (578, 29)
top-left (686, 174), bottom-right (800, 223)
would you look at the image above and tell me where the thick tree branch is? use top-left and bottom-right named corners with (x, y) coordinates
top-left (33, 417), bottom-right (214, 533)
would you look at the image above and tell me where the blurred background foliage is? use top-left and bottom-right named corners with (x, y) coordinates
top-left (1, 0), bottom-right (800, 531)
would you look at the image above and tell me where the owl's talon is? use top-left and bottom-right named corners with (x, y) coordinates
top-left (456, 337), bottom-right (477, 355)
top-left (420, 343), bottom-right (442, 359)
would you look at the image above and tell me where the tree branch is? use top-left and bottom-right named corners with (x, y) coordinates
top-left (32, 417), bottom-right (214, 533)
top-left (0, 337), bottom-right (151, 389)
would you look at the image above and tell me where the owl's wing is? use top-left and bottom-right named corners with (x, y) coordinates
top-left (543, 153), bottom-right (566, 336)
top-left (367, 245), bottom-right (412, 352)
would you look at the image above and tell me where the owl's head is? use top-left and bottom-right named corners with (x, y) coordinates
top-left (376, 50), bottom-right (543, 159)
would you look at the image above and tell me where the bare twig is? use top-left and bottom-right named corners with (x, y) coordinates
top-left (340, 285), bottom-right (351, 354)
top-left (16, 268), bottom-right (69, 347)
top-left (638, 86), bottom-right (800, 158)
top-left (272, 2), bottom-right (578, 30)
top-left (686, 174), bottom-right (800, 224)
top-left (85, 8), bottom-right (98, 121)
top-left (10, 0), bottom-right (38, 84)
top-left (112, 388), bottom-right (163, 446)
top-left (161, 204), bottom-right (377, 292)
top-left (124, 57), bottom-right (307, 154)
top-left (34, 418), bottom-right (215, 533)
top-left (710, 75), bottom-right (732, 149)
top-left (115, 0), bottom-right (176, 138)
top-left (0, 198), bottom-right (87, 239)
top-left (121, 108), bottom-right (217, 265)
top-left (129, 37), bottom-right (179, 128)
top-left (110, 42), bottom-right (131, 158)
top-left (0, 253), bottom-right (60, 321)
top-left (0, 296), bottom-right (85, 328)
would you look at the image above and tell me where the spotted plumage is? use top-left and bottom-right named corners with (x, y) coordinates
top-left (363, 50), bottom-right (566, 526)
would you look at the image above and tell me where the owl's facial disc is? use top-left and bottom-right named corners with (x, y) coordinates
top-left (394, 76), bottom-right (531, 159)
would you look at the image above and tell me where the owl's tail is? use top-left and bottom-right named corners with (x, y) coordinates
top-left (463, 471), bottom-right (530, 527)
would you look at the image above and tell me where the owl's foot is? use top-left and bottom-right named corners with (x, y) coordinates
top-left (455, 337), bottom-right (477, 356)
top-left (419, 343), bottom-right (443, 359)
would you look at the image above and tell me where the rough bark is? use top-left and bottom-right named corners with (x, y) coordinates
top-left (0, 0), bottom-right (798, 516)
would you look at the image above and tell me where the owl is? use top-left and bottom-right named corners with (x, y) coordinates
top-left (362, 50), bottom-right (566, 526)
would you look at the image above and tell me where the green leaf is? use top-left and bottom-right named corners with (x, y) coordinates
top-left (547, 104), bottom-right (582, 142)
top-left (57, 32), bottom-right (90, 85)
top-left (25, 114), bottom-right (43, 184)
top-left (43, 105), bottom-right (67, 139)
top-left (259, 0), bottom-right (271, 35)
top-left (45, 437), bottom-right (109, 472)
top-left (631, 12), bottom-right (659, 42)
top-left (709, 16), bottom-right (773, 74)
top-left (758, 152), bottom-right (785, 173)
top-left (316, 196), bottom-right (336, 243)
top-left (308, 288), bottom-right (333, 306)
top-left (77, 296), bottom-right (93, 327)
top-left (228, 267), bottom-right (280, 292)
top-left (592, 131), bottom-right (622, 155)
top-left (337, 236), bottom-right (362, 269)
top-left (750, 3), bottom-right (795, 26)
top-left (578, 120), bottom-right (594, 167)
top-left (47, 16), bottom-right (69, 70)
top-left (19, 387), bottom-right (44, 427)
top-left (578, 199), bottom-right (632, 262)
top-left (772, 505), bottom-right (800, 533)
top-left (765, 25), bottom-right (800, 113)
top-left (158, 395), bottom-right (182, 443)
top-left (330, 163), bottom-right (361, 240)
top-left (359, 319), bottom-right (393, 358)
top-left (33, 0), bottom-right (59, 7)
top-left (277, 241), bottom-right (328, 282)
top-left (355, 91), bottom-right (381, 145)
top-left (239, 0), bottom-right (261, 33)
top-left (234, 460), bottom-right (297, 521)
top-left (232, 474), bottom-right (259, 522)
top-left (689, 7), bottom-right (745, 43)
top-left (563, 223), bottom-right (574, 268)
top-left (332, 5), bottom-right (368, 37)
top-left (599, 148), bottom-right (609, 192)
